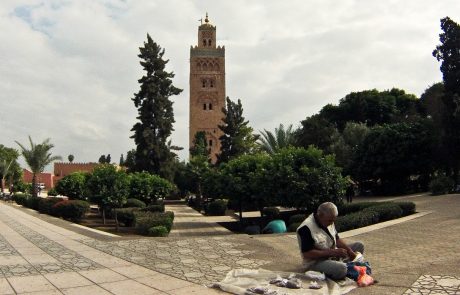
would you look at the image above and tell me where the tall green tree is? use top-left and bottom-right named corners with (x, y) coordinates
top-left (296, 115), bottom-right (340, 152)
top-left (68, 154), bottom-right (74, 163)
top-left (15, 136), bottom-right (62, 197)
top-left (433, 17), bottom-right (460, 183)
top-left (131, 34), bottom-right (182, 180)
top-left (217, 97), bottom-right (258, 164)
top-left (258, 124), bottom-right (296, 154)
top-left (189, 131), bottom-right (209, 158)
top-left (0, 145), bottom-right (22, 192)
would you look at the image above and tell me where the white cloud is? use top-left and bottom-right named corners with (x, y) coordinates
top-left (0, 0), bottom-right (459, 171)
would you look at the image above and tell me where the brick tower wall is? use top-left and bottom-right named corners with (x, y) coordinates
top-left (189, 17), bottom-right (226, 163)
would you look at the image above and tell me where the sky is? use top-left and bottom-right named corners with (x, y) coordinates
top-left (1, 0), bottom-right (459, 171)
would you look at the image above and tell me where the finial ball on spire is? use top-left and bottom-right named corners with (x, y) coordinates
top-left (205, 12), bottom-right (209, 23)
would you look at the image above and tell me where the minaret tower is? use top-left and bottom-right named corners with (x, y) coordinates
top-left (189, 13), bottom-right (226, 163)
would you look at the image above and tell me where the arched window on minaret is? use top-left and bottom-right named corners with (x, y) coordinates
top-left (203, 63), bottom-right (207, 71)
top-left (202, 80), bottom-right (206, 88)
top-left (203, 103), bottom-right (207, 110)
top-left (208, 39), bottom-right (212, 46)
top-left (203, 39), bottom-right (207, 47)
top-left (210, 79), bottom-right (214, 88)
top-left (209, 103), bottom-right (213, 110)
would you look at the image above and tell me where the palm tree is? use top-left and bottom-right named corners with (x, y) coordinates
top-left (16, 136), bottom-right (62, 197)
top-left (258, 124), bottom-right (296, 154)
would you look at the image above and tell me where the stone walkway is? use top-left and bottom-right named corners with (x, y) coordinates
top-left (1, 194), bottom-right (459, 294)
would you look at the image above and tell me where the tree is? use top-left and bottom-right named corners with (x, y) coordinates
top-left (433, 17), bottom-right (460, 184)
top-left (55, 172), bottom-right (87, 200)
top-left (119, 154), bottom-right (125, 166)
top-left (353, 121), bottom-right (435, 194)
top-left (190, 131), bottom-right (209, 158)
top-left (85, 164), bottom-right (129, 226)
top-left (265, 147), bottom-right (346, 211)
top-left (220, 153), bottom-right (271, 221)
top-left (15, 136), bottom-right (62, 197)
top-left (106, 154), bottom-right (111, 164)
top-left (217, 97), bottom-right (258, 164)
top-left (98, 155), bottom-right (106, 164)
top-left (296, 115), bottom-right (340, 152)
top-left (124, 149), bottom-right (136, 172)
top-left (0, 145), bottom-right (22, 192)
top-left (128, 171), bottom-right (174, 204)
top-left (131, 34), bottom-right (182, 180)
top-left (258, 124), bottom-right (296, 154)
top-left (68, 154), bottom-right (74, 163)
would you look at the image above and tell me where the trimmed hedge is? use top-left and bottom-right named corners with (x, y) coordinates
top-left (363, 203), bottom-right (403, 222)
top-left (52, 200), bottom-right (90, 222)
top-left (115, 207), bottom-right (140, 226)
top-left (394, 201), bottom-right (416, 216)
top-left (288, 214), bottom-right (306, 225)
top-left (335, 210), bottom-right (380, 232)
top-left (338, 202), bottom-right (390, 216)
top-left (288, 222), bottom-right (301, 232)
top-left (38, 198), bottom-right (64, 215)
top-left (262, 207), bottom-right (280, 220)
top-left (124, 198), bottom-right (146, 208)
top-left (47, 188), bottom-right (58, 196)
top-left (141, 204), bottom-right (165, 213)
top-left (147, 226), bottom-right (169, 237)
top-left (205, 199), bottom-right (228, 216)
top-left (13, 193), bottom-right (30, 206)
top-left (429, 174), bottom-right (453, 195)
top-left (134, 211), bottom-right (174, 235)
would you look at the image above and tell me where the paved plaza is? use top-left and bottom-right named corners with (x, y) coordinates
top-left (0, 193), bottom-right (459, 294)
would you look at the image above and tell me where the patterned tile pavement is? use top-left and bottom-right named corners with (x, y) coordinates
top-left (403, 275), bottom-right (460, 294)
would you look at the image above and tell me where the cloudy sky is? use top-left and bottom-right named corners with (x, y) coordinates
top-left (1, 0), bottom-right (459, 171)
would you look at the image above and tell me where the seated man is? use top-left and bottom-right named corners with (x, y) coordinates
top-left (296, 202), bottom-right (364, 280)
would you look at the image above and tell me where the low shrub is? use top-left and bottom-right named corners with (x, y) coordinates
top-left (52, 200), bottom-right (90, 222)
top-left (288, 214), bottom-right (306, 225)
top-left (335, 210), bottom-right (380, 232)
top-left (124, 198), bottom-right (146, 208)
top-left (24, 196), bottom-right (40, 210)
top-left (13, 193), bottom-right (30, 206)
top-left (38, 198), bottom-right (63, 215)
top-left (364, 203), bottom-right (403, 222)
top-left (205, 199), bottom-right (228, 216)
top-left (134, 211), bottom-right (174, 235)
top-left (147, 226), bottom-right (169, 237)
top-left (141, 204), bottom-right (165, 213)
top-left (47, 187), bottom-right (58, 196)
top-left (429, 174), bottom-right (454, 195)
top-left (394, 202), bottom-right (416, 216)
top-left (115, 207), bottom-right (140, 227)
top-left (288, 222), bottom-right (301, 232)
top-left (338, 202), bottom-right (386, 216)
top-left (262, 207), bottom-right (280, 220)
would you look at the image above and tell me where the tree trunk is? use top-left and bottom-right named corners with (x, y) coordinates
top-left (1, 178), bottom-right (5, 194)
top-left (102, 207), bottom-right (106, 225)
top-left (114, 209), bottom-right (119, 232)
top-left (32, 174), bottom-right (37, 197)
top-left (238, 198), bottom-right (243, 223)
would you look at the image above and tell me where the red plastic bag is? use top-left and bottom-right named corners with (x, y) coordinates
top-left (354, 265), bottom-right (375, 287)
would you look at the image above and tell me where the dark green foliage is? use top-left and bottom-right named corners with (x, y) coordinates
top-left (12, 181), bottom-right (31, 194)
top-left (335, 210), bottom-right (380, 232)
top-left (55, 172), bottom-right (87, 200)
top-left (433, 17), bottom-right (460, 184)
top-left (131, 34), bottom-right (182, 180)
top-left (147, 226), bottom-right (169, 237)
top-left (288, 214), bottom-right (307, 225)
top-left (134, 211), bottom-right (174, 235)
top-left (52, 200), bottom-right (90, 222)
top-left (204, 199), bottom-right (227, 216)
top-left (363, 203), bottom-right (403, 222)
top-left (288, 222), bottom-right (301, 232)
top-left (394, 202), bottom-right (416, 216)
top-left (47, 187), bottom-right (58, 196)
top-left (38, 198), bottom-right (63, 215)
top-left (262, 207), bottom-right (280, 220)
top-left (337, 202), bottom-right (387, 216)
top-left (68, 154), bottom-right (74, 163)
top-left (85, 164), bottom-right (129, 209)
top-left (429, 174), bottom-right (454, 195)
top-left (258, 124), bottom-right (296, 154)
top-left (13, 193), bottom-right (30, 206)
top-left (128, 172), bottom-right (174, 204)
top-left (353, 121), bottom-right (435, 194)
top-left (124, 198), bottom-right (146, 208)
top-left (141, 204), bottom-right (165, 213)
top-left (0, 144), bottom-right (22, 188)
top-left (296, 115), bottom-right (340, 152)
top-left (190, 131), bottom-right (209, 158)
top-left (115, 208), bottom-right (140, 227)
top-left (24, 196), bottom-right (40, 210)
top-left (217, 97), bottom-right (258, 164)
top-left (265, 147), bottom-right (346, 210)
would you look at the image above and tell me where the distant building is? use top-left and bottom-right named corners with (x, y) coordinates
top-left (189, 13), bottom-right (226, 163)
top-left (22, 162), bottom-right (99, 189)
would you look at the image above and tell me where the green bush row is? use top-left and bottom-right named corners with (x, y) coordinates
top-left (134, 211), bottom-right (175, 237)
top-left (204, 199), bottom-right (228, 216)
top-left (13, 194), bottom-right (90, 222)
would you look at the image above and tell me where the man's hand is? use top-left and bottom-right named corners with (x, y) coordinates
top-left (347, 250), bottom-right (357, 261)
top-left (329, 248), bottom-right (348, 258)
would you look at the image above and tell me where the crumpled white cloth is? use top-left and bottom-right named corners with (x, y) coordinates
top-left (211, 268), bottom-right (357, 295)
